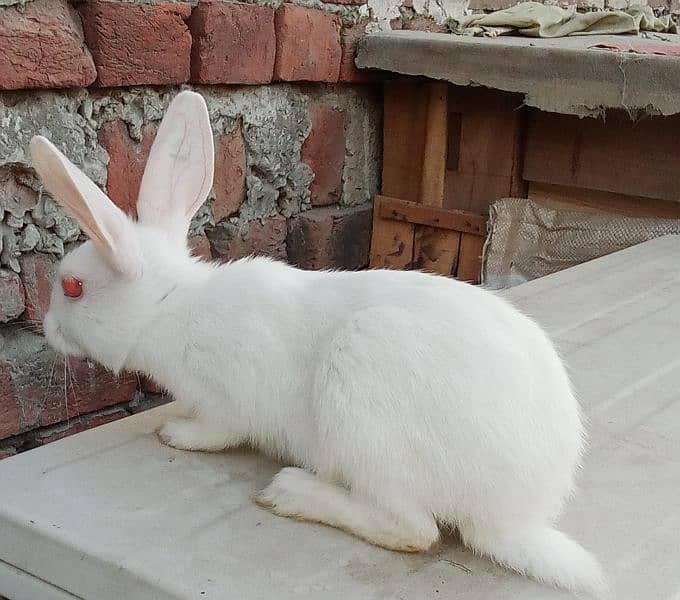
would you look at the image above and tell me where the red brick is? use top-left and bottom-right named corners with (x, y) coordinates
top-left (274, 4), bottom-right (342, 83)
top-left (339, 22), bottom-right (378, 83)
top-left (286, 204), bottom-right (372, 270)
top-left (140, 376), bottom-right (167, 396)
top-left (207, 217), bottom-right (287, 261)
top-left (79, 0), bottom-right (191, 87)
top-left (0, 361), bottom-right (20, 440)
top-left (99, 120), bottom-right (158, 217)
top-left (0, 270), bottom-right (25, 323)
top-left (37, 409), bottom-right (129, 445)
top-left (0, 447), bottom-right (16, 461)
top-left (301, 107), bottom-right (345, 207)
top-left (0, 0), bottom-right (96, 90)
top-left (16, 358), bottom-right (137, 431)
top-left (188, 234), bottom-right (213, 262)
top-left (190, 1), bottom-right (275, 84)
top-left (19, 253), bottom-right (58, 322)
top-left (213, 127), bottom-right (247, 223)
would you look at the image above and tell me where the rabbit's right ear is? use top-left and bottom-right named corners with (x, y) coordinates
top-left (136, 91), bottom-right (214, 242)
top-left (30, 136), bottom-right (141, 278)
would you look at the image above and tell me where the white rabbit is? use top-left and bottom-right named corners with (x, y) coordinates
top-left (30, 90), bottom-right (605, 597)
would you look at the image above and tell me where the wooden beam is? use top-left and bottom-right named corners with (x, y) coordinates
top-left (528, 182), bottom-right (680, 219)
top-left (419, 82), bottom-right (449, 207)
top-left (376, 196), bottom-right (487, 236)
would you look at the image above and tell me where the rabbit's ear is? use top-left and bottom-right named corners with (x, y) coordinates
top-left (136, 90), bottom-right (214, 241)
top-left (30, 136), bottom-right (141, 278)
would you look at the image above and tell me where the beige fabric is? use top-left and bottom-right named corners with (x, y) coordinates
top-left (481, 197), bottom-right (680, 289)
top-left (451, 2), bottom-right (676, 37)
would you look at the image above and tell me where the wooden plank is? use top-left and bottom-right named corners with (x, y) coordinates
top-left (382, 79), bottom-right (429, 202)
top-left (377, 196), bottom-right (487, 236)
top-left (528, 182), bottom-right (680, 219)
top-left (419, 82), bottom-right (449, 207)
top-left (524, 109), bottom-right (680, 202)
top-left (369, 197), bottom-right (415, 269)
top-left (445, 87), bottom-right (526, 214)
top-left (457, 233), bottom-right (486, 284)
top-left (371, 78), bottom-right (429, 269)
top-left (413, 226), bottom-right (460, 277)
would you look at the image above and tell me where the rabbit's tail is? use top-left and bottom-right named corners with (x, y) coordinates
top-left (460, 522), bottom-right (607, 598)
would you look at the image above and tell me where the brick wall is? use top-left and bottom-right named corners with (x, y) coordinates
top-left (0, 0), bottom-right (387, 457)
top-left (1, 0), bottom-right (676, 457)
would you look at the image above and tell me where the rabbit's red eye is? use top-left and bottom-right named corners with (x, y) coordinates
top-left (61, 277), bottom-right (83, 299)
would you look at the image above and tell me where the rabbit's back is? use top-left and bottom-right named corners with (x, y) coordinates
top-left (195, 259), bottom-right (582, 513)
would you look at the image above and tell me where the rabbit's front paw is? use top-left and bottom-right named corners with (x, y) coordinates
top-left (157, 418), bottom-right (230, 452)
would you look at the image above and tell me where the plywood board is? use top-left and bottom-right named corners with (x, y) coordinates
top-left (457, 233), bottom-right (486, 284)
top-left (413, 226), bottom-right (460, 276)
top-left (369, 200), bottom-right (415, 269)
top-left (445, 87), bottom-right (526, 214)
top-left (528, 183), bottom-right (680, 219)
top-left (382, 79), bottom-right (429, 202)
top-left (524, 110), bottom-right (680, 202)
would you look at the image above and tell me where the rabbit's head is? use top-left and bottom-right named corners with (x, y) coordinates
top-left (30, 91), bottom-right (215, 373)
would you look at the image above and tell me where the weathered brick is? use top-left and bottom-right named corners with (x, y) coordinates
top-left (207, 217), bottom-right (288, 261)
top-left (79, 0), bottom-right (191, 87)
top-left (0, 361), bottom-right (20, 440)
top-left (6, 338), bottom-right (138, 432)
top-left (19, 253), bottom-right (57, 322)
top-left (321, 0), bottom-right (367, 4)
top-left (140, 376), bottom-right (167, 396)
top-left (213, 127), bottom-right (247, 223)
top-left (36, 408), bottom-right (129, 445)
top-left (0, 0), bottom-right (96, 90)
top-left (190, 1), bottom-right (275, 84)
top-left (0, 270), bottom-right (25, 323)
top-left (286, 204), bottom-right (372, 270)
top-left (339, 22), bottom-right (377, 83)
top-left (99, 120), bottom-right (158, 217)
top-left (301, 107), bottom-right (345, 207)
top-left (274, 4), bottom-right (342, 83)
top-left (188, 234), bottom-right (213, 262)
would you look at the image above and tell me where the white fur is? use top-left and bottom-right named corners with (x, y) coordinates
top-left (31, 91), bottom-right (606, 597)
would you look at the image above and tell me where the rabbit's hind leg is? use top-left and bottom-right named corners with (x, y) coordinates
top-left (255, 467), bottom-right (439, 553)
top-left (157, 417), bottom-right (239, 452)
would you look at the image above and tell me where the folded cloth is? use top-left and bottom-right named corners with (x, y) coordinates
top-left (450, 2), bottom-right (677, 37)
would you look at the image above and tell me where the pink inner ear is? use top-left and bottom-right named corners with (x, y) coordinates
top-left (30, 136), bottom-right (141, 278)
top-left (136, 91), bottom-right (214, 240)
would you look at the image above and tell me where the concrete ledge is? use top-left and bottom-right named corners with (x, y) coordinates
top-left (356, 30), bottom-right (680, 116)
top-left (1, 237), bottom-right (680, 599)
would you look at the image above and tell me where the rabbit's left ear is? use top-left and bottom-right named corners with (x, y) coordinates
top-left (30, 136), bottom-right (142, 278)
top-left (136, 90), bottom-right (214, 242)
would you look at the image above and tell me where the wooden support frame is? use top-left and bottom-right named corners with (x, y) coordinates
top-left (371, 79), bottom-right (680, 285)
top-left (370, 80), bottom-right (524, 283)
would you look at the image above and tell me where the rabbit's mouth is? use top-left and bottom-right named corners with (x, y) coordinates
top-left (43, 314), bottom-right (86, 359)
